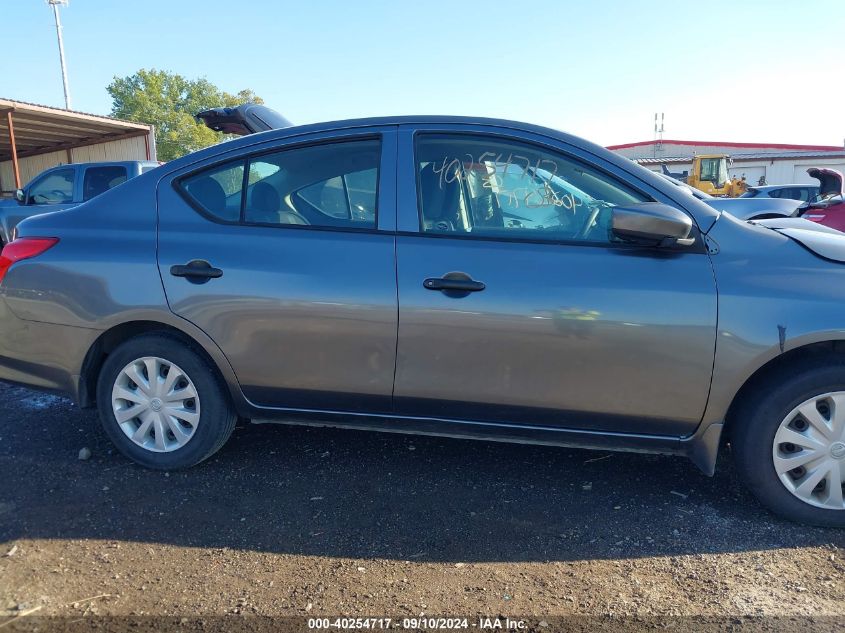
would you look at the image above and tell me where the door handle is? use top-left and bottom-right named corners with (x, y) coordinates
top-left (423, 272), bottom-right (485, 294)
top-left (170, 260), bottom-right (223, 283)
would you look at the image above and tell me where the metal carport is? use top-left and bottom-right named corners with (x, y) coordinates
top-left (0, 98), bottom-right (155, 195)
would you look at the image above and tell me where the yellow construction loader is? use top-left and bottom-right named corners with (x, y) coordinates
top-left (662, 155), bottom-right (748, 197)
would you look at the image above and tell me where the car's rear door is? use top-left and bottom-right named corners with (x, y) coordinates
top-left (393, 124), bottom-right (718, 436)
top-left (157, 127), bottom-right (399, 412)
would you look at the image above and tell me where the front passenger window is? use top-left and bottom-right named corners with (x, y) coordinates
top-left (415, 135), bottom-right (649, 243)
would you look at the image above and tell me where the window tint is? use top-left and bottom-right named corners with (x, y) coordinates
top-left (28, 168), bottom-right (74, 205)
top-left (180, 161), bottom-right (245, 222)
top-left (83, 166), bottom-right (128, 201)
top-left (243, 140), bottom-right (379, 228)
top-left (786, 188), bottom-right (811, 202)
top-left (415, 135), bottom-right (649, 243)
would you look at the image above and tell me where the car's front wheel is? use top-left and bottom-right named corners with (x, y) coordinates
top-left (96, 333), bottom-right (236, 469)
top-left (733, 363), bottom-right (845, 527)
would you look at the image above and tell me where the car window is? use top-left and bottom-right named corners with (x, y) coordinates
top-left (772, 188), bottom-right (805, 202)
top-left (83, 166), bottom-right (128, 201)
top-left (414, 135), bottom-right (649, 243)
top-left (243, 140), bottom-right (380, 228)
top-left (699, 158), bottom-right (728, 187)
top-left (180, 161), bottom-right (246, 222)
top-left (794, 188), bottom-right (811, 203)
top-left (27, 168), bottom-right (75, 205)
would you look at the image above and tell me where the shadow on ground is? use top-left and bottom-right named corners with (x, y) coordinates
top-left (1, 384), bottom-right (842, 562)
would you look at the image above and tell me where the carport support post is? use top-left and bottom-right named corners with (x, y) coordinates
top-left (6, 111), bottom-right (21, 190)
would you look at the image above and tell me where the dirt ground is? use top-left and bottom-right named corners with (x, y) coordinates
top-left (1, 382), bottom-right (844, 627)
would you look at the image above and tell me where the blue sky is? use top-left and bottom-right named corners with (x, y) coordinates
top-left (1, 0), bottom-right (843, 146)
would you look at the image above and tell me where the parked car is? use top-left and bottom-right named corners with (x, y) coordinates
top-left (656, 172), bottom-right (803, 220)
top-left (4, 112), bottom-right (845, 526)
top-left (801, 168), bottom-right (845, 231)
top-left (0, 160), bottom-right (161, 245)
top-left (742, 184), bottom-right (821, 207)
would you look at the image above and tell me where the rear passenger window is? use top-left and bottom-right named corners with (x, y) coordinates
top-left (415, 135), bottom-right (649, 243)
top-left (244, 140), bottom-right (380, 228)
top-left (83, 166), bottom-right (128, 201)
top-left (180, 161), bottom-right (246, 222)
top-left (178, 139), bottom-right (380, 229)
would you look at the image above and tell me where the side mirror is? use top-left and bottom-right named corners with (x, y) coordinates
top-left (612, 202), bottom-right (694, 247)
top-left (14, 189), bottom-right (25, 205)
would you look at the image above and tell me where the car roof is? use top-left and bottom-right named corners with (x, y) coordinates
top-left (166, 115), bottom-right (607, 169)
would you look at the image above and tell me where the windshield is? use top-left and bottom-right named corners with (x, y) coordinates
top-left (699, 157), bottom-right (728, 187)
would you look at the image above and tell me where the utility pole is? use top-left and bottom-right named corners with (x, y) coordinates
top-left (47, 0), bottom-right (71, 109)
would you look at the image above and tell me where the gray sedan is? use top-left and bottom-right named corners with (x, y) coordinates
top-left (2, 115), bottom-right (845, 527)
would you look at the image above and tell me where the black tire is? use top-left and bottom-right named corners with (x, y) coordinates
top-left (733, 362), bottom-right (845, 527)
top-left (96, 333), bottom-right (236, 470)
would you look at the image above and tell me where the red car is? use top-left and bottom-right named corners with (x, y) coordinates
top-left (802, 168), bottom-right (845, 230)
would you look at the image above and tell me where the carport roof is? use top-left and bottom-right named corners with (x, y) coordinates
top-left (0, 98), bottom-right (152, 161)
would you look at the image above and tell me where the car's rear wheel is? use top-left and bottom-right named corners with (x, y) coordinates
top-left (733, 363), bottom-right (845, 526)
top-left (96, 333), bottom-right (236, 469)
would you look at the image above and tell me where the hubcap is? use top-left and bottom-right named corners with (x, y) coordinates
top-left (111, 356), bottom-right (200, 453)
top-left (772, 392), bottom-right (845, 510)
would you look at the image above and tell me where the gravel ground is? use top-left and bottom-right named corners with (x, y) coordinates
top-left (1, 382), bottom-right (844, 626)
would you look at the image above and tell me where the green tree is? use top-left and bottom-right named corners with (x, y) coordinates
top-left (107, 69), bottom-right (263, 161)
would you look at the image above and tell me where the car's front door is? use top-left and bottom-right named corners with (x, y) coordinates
top-left (393, 127), bottom-right (718, 436)
top-left (158, 129), bottom-right (399, 412)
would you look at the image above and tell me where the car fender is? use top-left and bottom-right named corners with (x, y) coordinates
top-left (701, 213), bottom-right (845, 427)
top-left (76, 309), bottom-right (250, 414)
